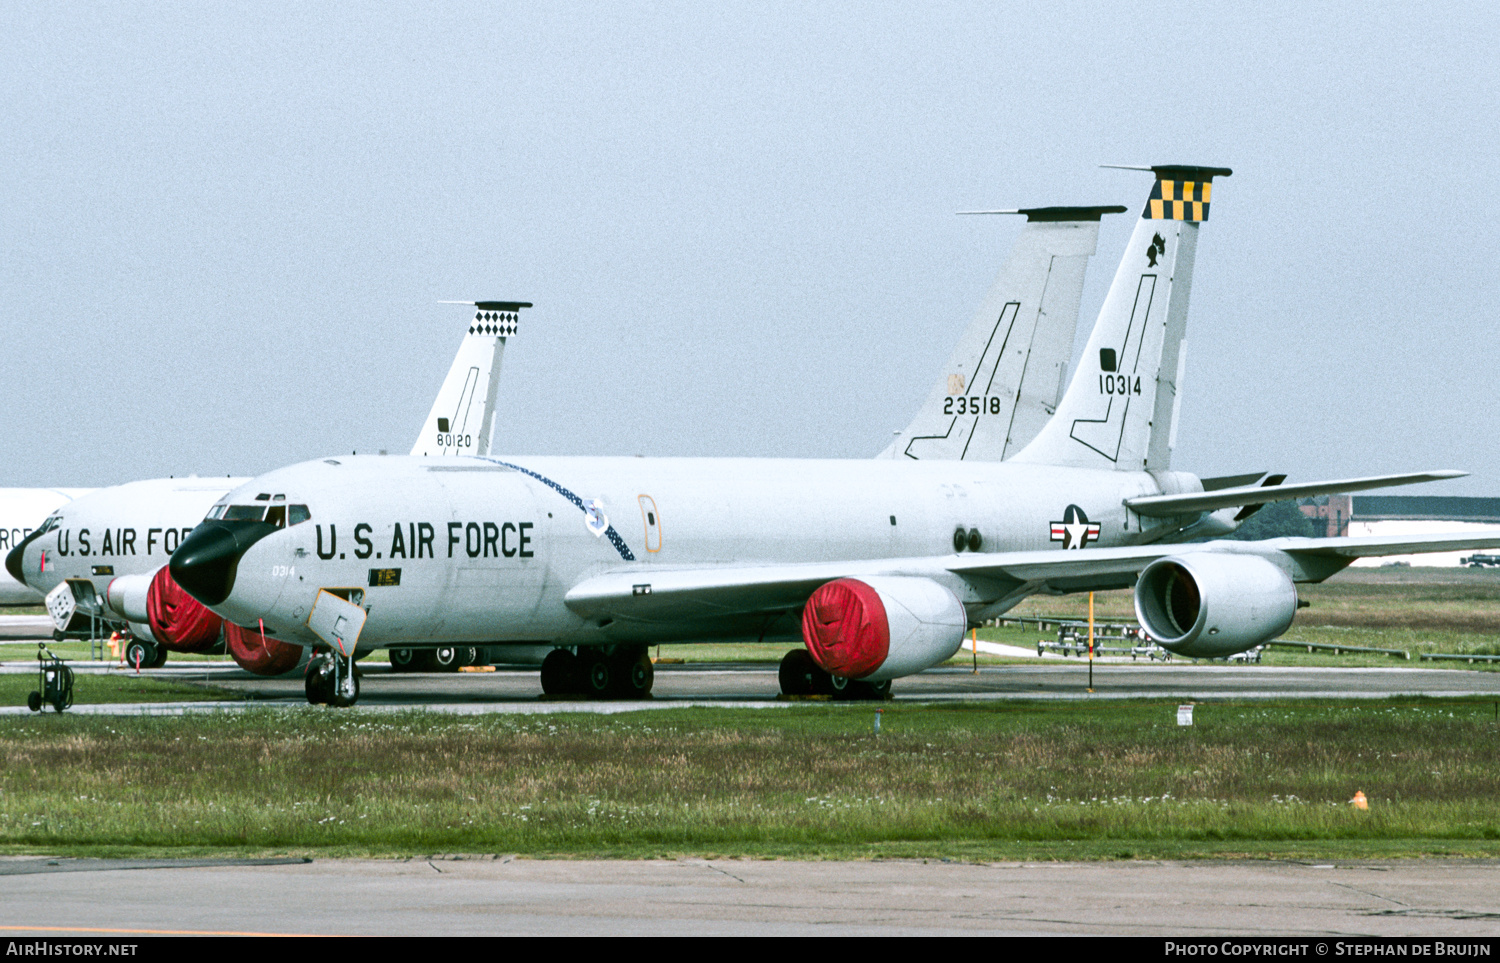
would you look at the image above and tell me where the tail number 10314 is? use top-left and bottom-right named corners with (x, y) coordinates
top-left (1099, 374), bottom-right (1141, 396)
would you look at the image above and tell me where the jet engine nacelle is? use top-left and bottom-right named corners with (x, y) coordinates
top-left (144, 565), bottom-right (224, 653)
top-left (224, 622), bottom-right (306, 676)
top-left (1133, 553), bottom-right (1298, 658)
top-left (802, 576), bottom-right (968, 682)
top-left (105, 573), bottom-right (153, 624)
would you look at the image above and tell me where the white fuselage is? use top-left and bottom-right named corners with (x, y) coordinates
top-left (196, 455), bottom-right (1184, 649)
top-left (0, 488), bottom-right (93, 605)
top-left (17, 478), bottom-right (244, 599)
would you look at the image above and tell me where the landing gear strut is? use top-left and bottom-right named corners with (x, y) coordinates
top-left (540, 645), bottom-right (653, 700)
top-left (306, 651), bottom-right (359, 707)
top-left (778, 648), bottom-right (890, 700)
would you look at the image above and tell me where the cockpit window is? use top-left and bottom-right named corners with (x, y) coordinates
top-left (205, 505), bottom-right (227, 520)
top-left (37, 516), bottom-right (61, 534)
top-left (265, 505), bottom-right (286, 528)
top-left (223, 505), bottom-right (268, 522)
top-left (288, 504), bottom-right (311, 526)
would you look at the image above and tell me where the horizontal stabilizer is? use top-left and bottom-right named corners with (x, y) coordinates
top-left (1124, 470), bottom-right (1467, 518)
top-left (956, 206), bottom-right (1128, 221)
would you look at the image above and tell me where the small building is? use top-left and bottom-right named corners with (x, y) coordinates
top-left (1302, 495), bottom-right (1500, 566)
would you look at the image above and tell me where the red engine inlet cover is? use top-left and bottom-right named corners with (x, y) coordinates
top-left (224, 622), bottom-right (303, 677)
top-left (801, 578), bottom-right (890, 679)
top-left (146, 565), bottom-right (223, 653)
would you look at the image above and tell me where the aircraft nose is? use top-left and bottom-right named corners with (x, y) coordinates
top-left (5, 541), bottom-right (26, 585)
top-left (169, 520), bottom-right (278, 606)
top-left (5, 527), bottom-right (45, 585)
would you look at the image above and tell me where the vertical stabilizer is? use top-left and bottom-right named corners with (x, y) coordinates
top-left (1011, 167), bottom-right (1229, 471)
top-left (883, 205), bottom-right (1125, 461)
top-left (410, 301), bottom-right (532, 457)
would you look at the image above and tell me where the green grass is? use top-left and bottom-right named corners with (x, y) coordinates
top-left (0, 671), bottom-right (239, 706)
top-left (2, 700), bottom-right (1499, 860)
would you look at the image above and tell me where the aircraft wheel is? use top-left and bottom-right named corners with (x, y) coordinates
top-left (389, 648), bottom-right (419, 673)
top-left (148, 643), bottom-right (169, 668)
top-left (328, 670), bottom-right (360, 708)
top-left (778, 649), bottom-right (819, 696)
top-left (613, 649), bottom-right (653, 699)
top-left (124, 639), bottom-right (157, 671)
top-left (540, 649), bottom-right (580, 695)
top-left (27, 691), bottom-right (41, 712)
top-left (840, 679), bottom-right (889, 702)
top-left (825, 673), bottom-right (852, 699)
top-left (457, 646), bottom-right (481, 668)
top-left (433, 646), bottom-right (460, 672)
top-left (581, 651), bottom-right (613, 699)
top-left (305, 657), bottom-right (333, 705)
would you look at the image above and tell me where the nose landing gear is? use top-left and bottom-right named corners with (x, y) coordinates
top-left (305, 651), bottom-right (359, 707)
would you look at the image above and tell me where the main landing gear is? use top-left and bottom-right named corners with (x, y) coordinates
top-left (778, 649), bottom-right (890, 701)
top-left (306, 651), bottom-right (359, 707)
top-left (540, 645), bottom-right (653, 700)
top-left (389, 646), bottom-right (485, 672)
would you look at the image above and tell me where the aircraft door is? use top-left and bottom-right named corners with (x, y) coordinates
top-left (638, 495), bottom-right (662, 553)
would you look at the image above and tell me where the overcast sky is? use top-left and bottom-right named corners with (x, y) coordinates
top-left (2, 2), bottom-right (1496, 495)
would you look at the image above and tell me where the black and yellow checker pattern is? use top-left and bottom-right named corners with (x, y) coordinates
top-left (1144, 179), bottom-right (1211, 221)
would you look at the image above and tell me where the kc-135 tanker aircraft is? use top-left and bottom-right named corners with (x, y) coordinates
top-left (5, 299), bottom-right (527, 672)
top-left (7, 194), bottom-right (1122, 676)
top-left (23, 164), bottom-right (1496, 708)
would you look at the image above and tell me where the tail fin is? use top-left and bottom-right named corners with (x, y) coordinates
top-left (1011, 166), bottom-right (1230, 471)
top-left (883, 205), bottom-right (1125, 461)
top-left (410, 301), bottom-right (532, 457)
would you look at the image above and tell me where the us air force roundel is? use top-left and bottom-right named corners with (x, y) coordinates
top-left (1049, 504), bottom-right (1100, 550)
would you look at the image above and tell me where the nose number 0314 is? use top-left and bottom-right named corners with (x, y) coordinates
top-left (271, 565), bottom-right (296, 578)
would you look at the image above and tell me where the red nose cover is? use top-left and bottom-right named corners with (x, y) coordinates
top-left (146, 566), bottom-right (223, 652)
top-left (224, 622), bottom-right (303, 677)
top-left (801, 578), bottom-right (890, 679)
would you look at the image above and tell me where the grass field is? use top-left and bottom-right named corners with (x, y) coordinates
top-left (2, 567), bottom-right (1499, 860)
top-left (2, 700), bottom-right (1499, 861)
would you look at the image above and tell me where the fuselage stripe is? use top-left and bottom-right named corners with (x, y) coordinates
top-left (481, 459), bottom-right (636, 561)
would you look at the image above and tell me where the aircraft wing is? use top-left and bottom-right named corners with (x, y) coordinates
top-left (1123, 470), bottom-right (1465, 517)
top-left (565, 530), bottom-right (1500, 623)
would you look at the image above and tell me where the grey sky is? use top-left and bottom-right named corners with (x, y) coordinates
top-left (2, 2), bottom-right (1496, 495)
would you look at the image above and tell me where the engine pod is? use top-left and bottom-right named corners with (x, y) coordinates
top-left (1134, 553), bottom-right (1298, 658)
top-left (146, 564), bottom-right (224, 653)
top-left (105, 573), bottom-right (155, 624)
top-left (224, 622), bottom-right (305, 676)
top-left (802, 576), bottom-right (968, 681)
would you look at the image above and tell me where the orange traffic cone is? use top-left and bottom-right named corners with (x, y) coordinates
top-left (1351, 790), bottom-right (1368, 810)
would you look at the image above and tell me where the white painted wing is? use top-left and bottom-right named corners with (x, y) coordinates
top-left (563, 530), bottom-right (1500, 623)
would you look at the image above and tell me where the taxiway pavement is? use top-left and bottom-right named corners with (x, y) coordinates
top-left (1, 856), bottom-right (1498, 936)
